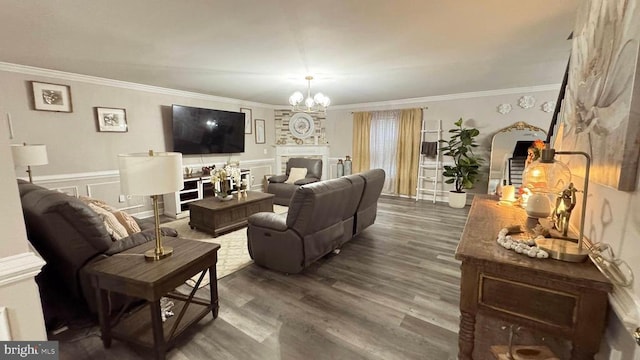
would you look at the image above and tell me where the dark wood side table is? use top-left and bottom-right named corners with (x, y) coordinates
top-left (87, 237), bottom-right (220, 360)
top-left (455, 195), bottom-right (612, 360)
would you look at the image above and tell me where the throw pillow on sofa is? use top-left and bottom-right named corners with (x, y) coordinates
top-left (285, 167), bottom-right (307, 184)
top-left (80, 196), bottom-right (142, 235)
top-left (87, 202), bottom-right (129, 241)
top-left (112, 211), bottom-right (142, 235)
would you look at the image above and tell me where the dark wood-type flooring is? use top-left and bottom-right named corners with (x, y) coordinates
top-left (54, 195), bottom-right (470, 359)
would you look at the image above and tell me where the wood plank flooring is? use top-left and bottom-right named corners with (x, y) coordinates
top-left (55, 195), bottom-right (470, 360)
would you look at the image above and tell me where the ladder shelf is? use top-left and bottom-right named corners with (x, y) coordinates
top-left (416, 119), bottom-right (444, 203)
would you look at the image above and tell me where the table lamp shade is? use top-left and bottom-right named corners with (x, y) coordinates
top-left (118, 151), bottom-right (183, 196)
top-left (11, 144), bottom-right (48, 166)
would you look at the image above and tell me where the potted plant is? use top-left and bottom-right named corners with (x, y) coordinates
top-left (439, 118), bottom-right (483, 208)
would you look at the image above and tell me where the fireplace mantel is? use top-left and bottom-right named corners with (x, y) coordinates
top-left (275, 145), bottom-right (330, 180)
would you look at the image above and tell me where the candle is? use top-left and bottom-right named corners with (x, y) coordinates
top-left (501, 185), bottom-right (516, 202)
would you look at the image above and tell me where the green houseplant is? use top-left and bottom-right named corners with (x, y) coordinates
top-left (439, 118), bottom-right (483, 207)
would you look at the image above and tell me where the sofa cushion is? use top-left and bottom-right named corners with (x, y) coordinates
top-left (285, 167), bottom-right (307, 184)
top-left (287, 177), bottom-right (351, 237)
top-left (80, 196), bottom-right (142, 235)
top-left (87, 202), bottom-right (129, 241)
top-left (21, 189), bottom-right (113, 254)
top-left (113, 211), bottom-right (142, 235)
top-left (286, 158), bottom-right (322, 179)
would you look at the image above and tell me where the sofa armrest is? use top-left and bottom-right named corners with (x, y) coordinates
top-left (104, 227), bottom-right (177, 255)
top-left (248, 212), bottom-right (288, 231)
top-left (294, 177), bottom-right (320, 186)
top-left (268, 174), bottom-right (288, 183)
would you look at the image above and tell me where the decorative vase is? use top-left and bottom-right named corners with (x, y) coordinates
top-left (337, 159), bottom-right (344, 177)
top-left (448, 191), bottom-right (467, 208)
top-left (216, 194), bottom-right (233, 201)
top-left (525, 193), bottom-right (551, 218)
top-left (344, 155), bottom-right (352, 176)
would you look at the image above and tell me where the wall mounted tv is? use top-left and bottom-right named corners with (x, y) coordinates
top-left (172, 104), bottom-right (245, 155)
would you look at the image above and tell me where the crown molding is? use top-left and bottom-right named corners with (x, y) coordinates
top-left (0, 62), bottom-right (278, 109)
top-left (0, 61), bottom-right (560, 111)
top-left (328, 84), bottom-right (562, 111)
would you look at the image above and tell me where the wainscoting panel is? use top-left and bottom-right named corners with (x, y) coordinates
top-left (86, 181), bottom-right (145, 210)
top-left (28, 158), bottom-right (277, 218)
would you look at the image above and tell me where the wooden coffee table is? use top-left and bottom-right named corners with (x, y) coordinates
top-left (189, 191), bottom-right (274, 237)
top-left (87, 237), bottom-right (220, 360)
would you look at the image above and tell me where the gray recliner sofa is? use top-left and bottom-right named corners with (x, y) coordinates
top-left (17, 180), bottom-right (178, 328)
top-left (266, 158), bottom-right (323, 205)
top-left (247, 169), bottom-right (385, 273)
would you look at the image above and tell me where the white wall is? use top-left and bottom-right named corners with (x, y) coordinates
top-left (0, 67), bottom-right (275, 176)
top-left (326, 86), bottom-right (561, 194)
top-left (0, 127), bottom-right (47, 340)
top-left (0, 64), bottom-right (278, 213)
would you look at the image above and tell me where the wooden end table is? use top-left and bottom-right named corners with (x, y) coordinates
top-left (189, 191), bottom-right (274, 237)
top-left (456, 195), bottom-right (612, 359)
top-left (87, 237), bottom-right (220, 360)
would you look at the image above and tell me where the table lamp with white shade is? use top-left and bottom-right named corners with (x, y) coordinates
top-left (11, 143), bottom-right (48, 183)
top-left (118, 150), bottom-right (183, 261)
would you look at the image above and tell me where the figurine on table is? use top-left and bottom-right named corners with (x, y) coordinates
top-left (553, 183), bottom-right (577, 236)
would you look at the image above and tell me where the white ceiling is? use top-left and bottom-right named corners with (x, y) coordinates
top-left (0, 0), bottom-right (577, 106)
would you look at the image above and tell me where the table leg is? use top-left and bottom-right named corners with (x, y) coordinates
top-left (458, 310), bottom-right (475, 360)
top-left (95, 287), bottom-right (111, 348)
top-left (571, 345), bottom-right (596, 360)
top-left (209, 264), bottom-right (219, 318)
top-left (150, 300), bottom-right (166, 360)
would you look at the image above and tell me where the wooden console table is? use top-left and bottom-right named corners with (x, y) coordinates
top-left (455, 195), bottom-right (612, 359)
top-left (88, 237), bottom-right (220, 360)
top-left (189, 191), bottom-right (274, 237)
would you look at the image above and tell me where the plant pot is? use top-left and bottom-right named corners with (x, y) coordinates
top-left (448, 191), bottom-right (467, 208)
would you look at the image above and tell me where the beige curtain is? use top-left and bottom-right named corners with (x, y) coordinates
top-left (395, 108), bottom-right (422, 196)
top-left (352, 112), bottom-right (372, 173)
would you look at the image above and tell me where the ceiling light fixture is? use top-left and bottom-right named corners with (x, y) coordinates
top-left (289, 76), bottom-right (330, 114)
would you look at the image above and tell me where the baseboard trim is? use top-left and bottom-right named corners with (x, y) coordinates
top-left (609, 284), bottom-right (640, 335)
top-left (0, 252), bottom-right (46, 287)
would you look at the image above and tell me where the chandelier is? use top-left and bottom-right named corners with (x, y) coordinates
top-left (288, 76), bottom-right (330, 114)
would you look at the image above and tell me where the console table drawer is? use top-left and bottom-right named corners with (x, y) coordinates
top-left (479, 274), bottom-right (576, 329)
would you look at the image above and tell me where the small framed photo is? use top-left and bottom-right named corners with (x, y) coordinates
top-left (240, 107), bottom-right (252, 134)
top-left (255, 119), bottom-right (265, 144)
top-left (96, 107), bottom-right (128, 132)
top-left (31, 81), bottom-right (73, 112)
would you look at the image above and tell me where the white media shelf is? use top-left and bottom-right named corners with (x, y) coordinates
top-left (163, 169), bottom-right (250, 219)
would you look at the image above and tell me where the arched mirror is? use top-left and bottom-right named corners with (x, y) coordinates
top-left (488, 121), bottom-right (547, 194)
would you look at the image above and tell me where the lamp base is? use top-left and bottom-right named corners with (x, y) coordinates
top-left (144, 246), bottom-right (173, 261)
top-left (535, 238), bottom-right (588, 262)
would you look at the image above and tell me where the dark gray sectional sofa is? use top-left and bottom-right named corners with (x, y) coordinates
top-left (247, 169), bottom-right (385, 273)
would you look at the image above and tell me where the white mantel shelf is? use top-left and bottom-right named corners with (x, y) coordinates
top-left (275, 145), bottom-right (330, 180)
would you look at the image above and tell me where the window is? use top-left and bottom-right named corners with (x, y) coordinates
top-left (370, 110), bottom-right (400, 193)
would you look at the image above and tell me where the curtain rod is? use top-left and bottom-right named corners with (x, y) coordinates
top-left (350, 107), bottom-right (428, 114)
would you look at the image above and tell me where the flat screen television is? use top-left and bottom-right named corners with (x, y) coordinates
top-left (172, 104), bottom-right (245, 154)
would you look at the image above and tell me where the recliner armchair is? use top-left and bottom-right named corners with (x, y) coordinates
top-left (267, 157), bottom-right (322, 205)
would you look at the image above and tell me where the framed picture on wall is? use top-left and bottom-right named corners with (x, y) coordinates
top-left (31, 81), bottom-right (73, 112)
top-left (255, 119), bottom-right (265, 144)
top-left (241, 107), bottom-right (252, 134)
top-left (96, 107), bottom-right (128, 132)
